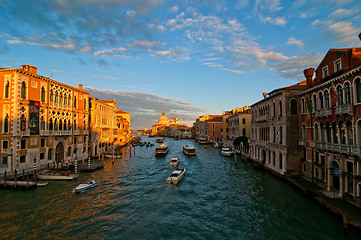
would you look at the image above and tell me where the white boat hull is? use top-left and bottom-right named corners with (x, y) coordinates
top-left (37, 170), bottom-right (78, 180)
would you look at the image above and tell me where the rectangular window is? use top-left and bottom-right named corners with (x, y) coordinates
top-left (2, 156), bottom-right (7, 165)
top-left (347, 161), bottom-right (354, 174)
top-left (21, 139), bottom-right (26, 149)
top-left (2, 140), bottom-right (8, 150)
top-left (40, 152), bottom-right (45, 160)
top-left (20, 155), bottom-right (26, 163)
top-left (242, 128), bottom-right (246, 136)
top-left (335, 59), bottom-right (342, 71)
top-left (74, 137), bottom-right (77, 144)
top-left (322, 66), bottom-right (329, 78)
top-left (41, 138), bottom-right (45, 148)
top-left (242, 118), bottom-right (245, 124)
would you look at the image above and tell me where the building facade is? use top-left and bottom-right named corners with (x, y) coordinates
top-left (250, 81), bottom-right (307, 175)
top-left (227, 108), bottom-right (251, 152)
top-left (299, 48), bottom-right (361, 201)
top-left (0, 64), bottom-right (89, 174)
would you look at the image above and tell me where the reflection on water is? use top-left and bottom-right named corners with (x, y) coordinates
top-left (0, 137), bottom-right (360, 239)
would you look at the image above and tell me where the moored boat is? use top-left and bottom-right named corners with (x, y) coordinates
top-left (213, 142), bottom-right (219, 148)
top-left (155, 142), bottom-right (168, 156)
top-left (36, 181), bottom-right (48, 187)
top-left (167, 168), bottom-right (186, 185)
top-left (37, 170), bottom-right (78, 180)
top-left (73, 180), bottom-right (97, 193)
top-left (183, 144), bottom-right (196, 156)
top-left (198, 138), bottom-right (207, 144)
top-left (221, 148), bottom-right (234, 157)
top-left (169, 157), bottom-right (180, 167)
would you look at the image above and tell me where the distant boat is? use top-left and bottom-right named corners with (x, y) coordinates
top-left (183, 144), bottom-right (196, 156)
top-left (221, 148), bottom-right (234, 157)
top-left (155, 142), bottom-right (168, 156)
top-left (167, 168), bottom-right (186, 185)
top-left (37, 170), bottom-right (77, 180)
top-left (198, 138), bottom-right (207, 144)
top-left (73, 180), bottom-right (97, 193)
top-left (155, 137), bottom-right (164, 143)
top-left (213, 142), bottom-right (219, 148)
top-left (36, 181), bottom-right (48, 187)
top-left (169, 157), bottom-right (180, 167)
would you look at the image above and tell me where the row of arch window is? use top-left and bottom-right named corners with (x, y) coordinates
top-left (252, 126), bottom-right (283, 144)
top-left (253, 100), bottom-right (284, 118)
top-left (250, 147), bottom-right (284, 170)
top-left (302, 121), bottom-right (354, 145)
top-left (17, 115), bottom-right (88, 131)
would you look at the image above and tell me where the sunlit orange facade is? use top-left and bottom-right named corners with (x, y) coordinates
top-left (0, 65), bottom-right (89, 174)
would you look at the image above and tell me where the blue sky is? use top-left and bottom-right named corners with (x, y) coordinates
top-left (1, 0), bottom-right (360, 129)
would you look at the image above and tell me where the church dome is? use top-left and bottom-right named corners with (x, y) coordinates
top-left (169, 116), bottom-right (176, 124)
top-left (158, 111), bottom-right (169, 125)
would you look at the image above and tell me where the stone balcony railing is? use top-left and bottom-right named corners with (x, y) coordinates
top-left (317, 142), bottom-right (360, 156)
top-left (315, 104), bottom-right (353, 118)
top-left (255, 115), bottom-right (270, 122)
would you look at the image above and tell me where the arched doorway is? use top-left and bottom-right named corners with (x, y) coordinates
top-left (330, 161), bottom-right (340, 191)
top-left (261, 149), bottom-right (266, 164)
top-left (55, 142), bottom-right (64, 163)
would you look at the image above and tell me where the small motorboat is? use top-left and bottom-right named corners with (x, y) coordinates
top-left (36, 181), bottom-right (48, 187)
top-left (214, 142), bottom-right (219, 148)
top-left (169, 157), bottom-right (180, 167)
top-left (167, 168), bottom-right (186, 185)
top-left (221, 148), bottom-right (234, 157)
top-left (73, 180), bottom-right (97, 193)
top-left (37, 170), bottom-right (78, 180)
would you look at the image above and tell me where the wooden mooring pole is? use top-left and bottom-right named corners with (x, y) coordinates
top-left (14, 169), bottom-right (17, 189)
top-left (4, 171), bottom-right (6, 187)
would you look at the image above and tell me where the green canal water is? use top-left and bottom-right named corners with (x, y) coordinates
top-left (1, 137), bottom-right (360, 239)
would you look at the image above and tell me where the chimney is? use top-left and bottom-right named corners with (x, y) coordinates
top-left (78, 84), bottom-right (83, 91)
top-left (28, 65), bottom-right (37, 74)
top-left (262, 92), bottom-right (268, 99)
top-left (303, 68), bottom-right (315, 88)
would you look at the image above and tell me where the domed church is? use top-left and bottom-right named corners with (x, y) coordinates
top-left (152, 111), bottom-right (178, 135)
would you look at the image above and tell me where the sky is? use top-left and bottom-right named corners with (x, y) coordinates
top-left (1, 0), bottom-right (361, 129)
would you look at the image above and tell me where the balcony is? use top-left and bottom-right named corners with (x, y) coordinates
top-left (315, 142), bottom-right (361, 156)
top-left (256, 115), bottom-right (270, 122)
top-left (335, 104), bottom-right (353, 116)
top-left (299, 139), bottom-right (307, 146)
top-left (19, 130), bottom-right (30, 136)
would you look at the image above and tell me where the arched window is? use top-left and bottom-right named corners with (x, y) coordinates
top-left (326, 122), bottom-right (331, 143)
top-left (279, 100), bottom-right (282, 117)
top-left (313, 94), bottom-right (317, 111)
top-left (320, 123), bottom-right (325, 142)
top-left (273, 127), bottom-right (276, 143)
top-left (59, 119), bottom-right (63, 131)
top-left (73, 120), bottom-right (77, 130)
top-left (314, 122), bottom-right (319, 141)
top-left (337, 85), bottom-right (343, 105)
top-left (290, 99), bottom-right (297, 114)
top-left (272, 151), bottom-right (276, 166)
top-left (301, 98), bottom-right (305, 113)
top-left (59, 94), bottom-right (63, 105)
top-left (355, 77), bottom-right (361, 103)
top-left (279, 126), bottom-right (283, 144)
top-left (21, 81), bottom-right (26, 99)
top-left (302, 124), bottom-right (306, 139)
top-left (324, 90), bottom-right (330, 108)
top-left (54, 91), bottom-right (58, 103)
top-left (4, 81), bottom-right (9, 98)
top-left (339, 122), bottom-right (346, 144)
top-left (49, 118), bottom-right (53, 131)
top-left (84, 99), bottom-right (87, 110)
top-left (68, 120), bottom-right (71, 130)
top-left (344, 82), bottom-right (351, 104)
top-left (273, 102), bottom-right (276, 117)
top-left (4, 114), bottom-right (9, 133)
top-left (279, 153), bottom-right (283, 170)
top-left (332, 122), bottom-right (338, 144)
top-left (50, 90), bottom-right (53, 102)
top-left (346, 121), bottom-right (353, 145)
top-left (41, 87), bottom-right (45, 103)
top-left (318, 92), bottom-right (324, 110)
top-left (40, 116), bottom-right (45, 130)
top-left (74, 96), bottom-right (77, 108)
top-left (20, 114), bottom-right (26, 131)
top-left (64, 120), bottom-right (67, 131)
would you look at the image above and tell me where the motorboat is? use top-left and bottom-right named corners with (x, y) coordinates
top-left (214, 142), bottom-right (220, 148)
top-left (155, 137), bottom-right (164, 143)
top-left (37, 170), bottom-right (78, 180)
top-left (36, 181), bottom-right (48, 187)
top-left (167, 168), bottom-right (186, 185)
top-left (221, 148), bottom-right (234, 157)
top-left (73, 180), bottom-right (97, 193)
top-left (198, 138), bottom-right (207, 144)
top-left (155, 142), bottom-right (168, 156)
top-left (183, 144), bottom-right (196, 156)
top-left (169, 157), bottom-right (180, 167)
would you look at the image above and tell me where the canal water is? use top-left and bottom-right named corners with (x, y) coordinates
top-left (1, 136), bottom-right (360, 239)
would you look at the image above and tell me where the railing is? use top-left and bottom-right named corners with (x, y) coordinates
top-left (315, 142), bottom-right (360, 156)
top-left (256, 115), bottom-right (269, 122)
top-left (315, 104), bottom-right (352, 118)
top-left (19, 130), bottom-right (30, 136)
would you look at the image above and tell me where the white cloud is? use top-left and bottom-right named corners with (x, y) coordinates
top-left (263, 16), bottom-right (287, 26)
top-left (329, 8), bottom-right (357, 19)
top-left (169, 6), bottom-right (178, 13)
top-left (286, 37), bottom-right (304, 48)
top-left (328, 21), bottom-right (360, 44)
top-left (128, 40), bottom-right (160, 49)
top-left (95, 47), bottom-right (127, 56)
